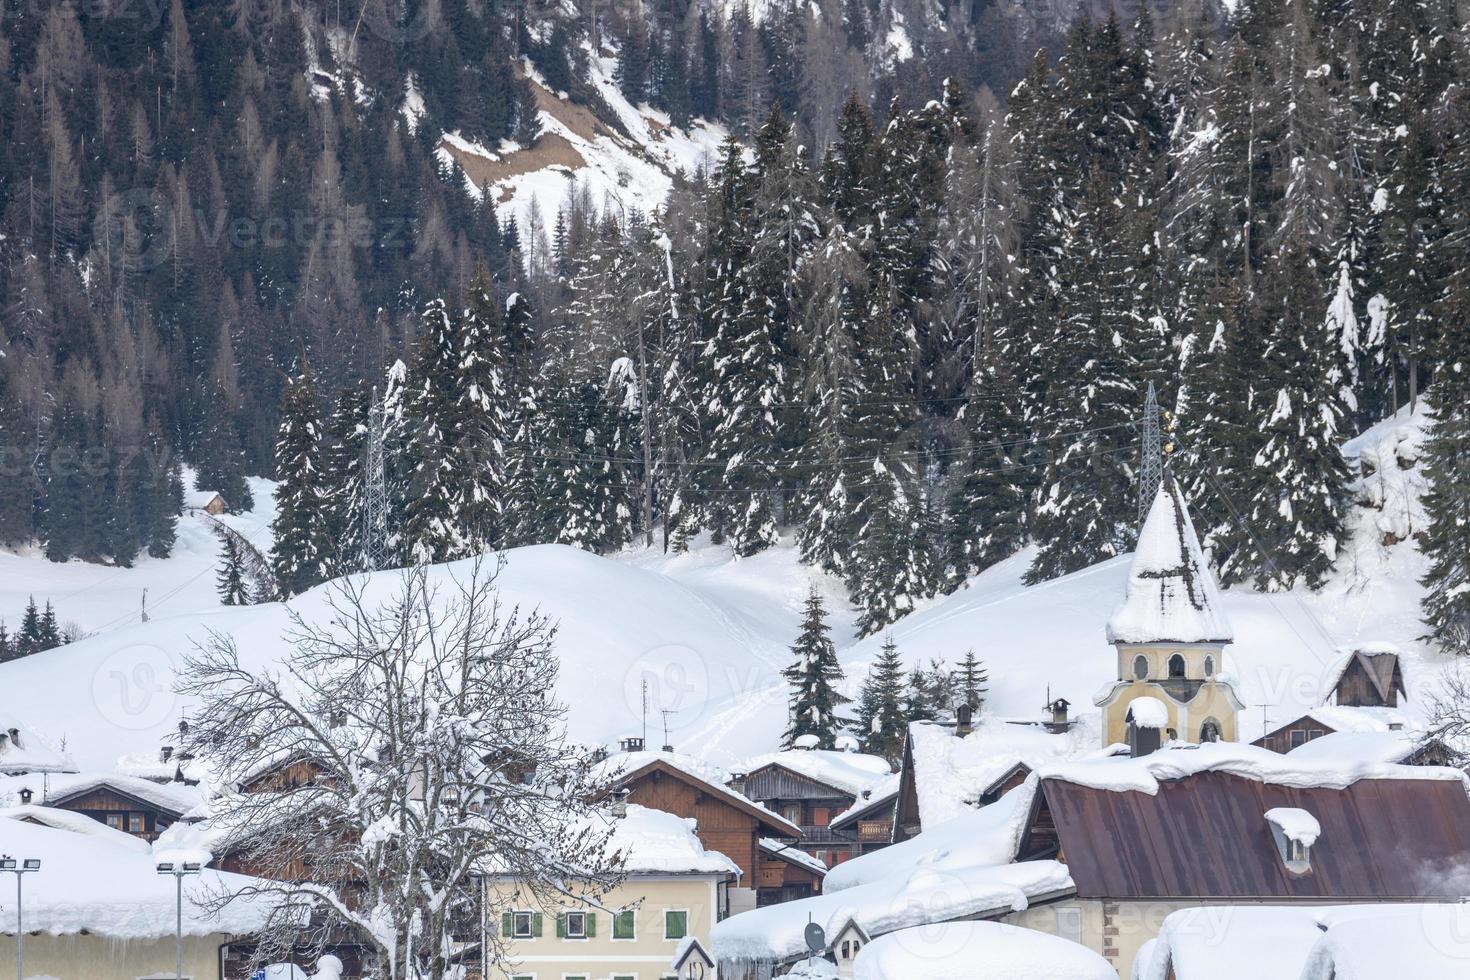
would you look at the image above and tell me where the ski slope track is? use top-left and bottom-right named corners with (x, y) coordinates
top-left (0, 407), bottom-right (1451, 771)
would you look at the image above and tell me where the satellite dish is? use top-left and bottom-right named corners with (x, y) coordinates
top-left (805, 922), bottom-right (827, 954)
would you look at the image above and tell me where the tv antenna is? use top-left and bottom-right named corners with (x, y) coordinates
top-left (660, 708), bottom-right (676, 752)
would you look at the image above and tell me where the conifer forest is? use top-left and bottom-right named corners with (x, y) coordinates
top-left (1, 0), bottom-right (1468, 651)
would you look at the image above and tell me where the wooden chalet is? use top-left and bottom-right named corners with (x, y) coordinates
top-left (756, 838), bottom-right (826, 906)
top-left (1255, 645), bottom-right (1415, 753)
top-left (603, 754), bottom-right (801, 915)
top-left (44, 775), bottom-right (193, 842)
top-left (827, 786), bottom-right (898, 855)
top-left (739, 761), bottom-right (859, 866)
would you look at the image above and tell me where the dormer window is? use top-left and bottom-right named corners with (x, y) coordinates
top-left (1168, 654), bottom-right (1186, 679)
top-left (1132, 655), bottom-right (1149, 680)
top-left (1265, 807), bottom-right (1319, 875)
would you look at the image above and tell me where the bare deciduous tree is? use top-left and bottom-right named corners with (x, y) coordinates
top-left (178, 559), bottom-right (623, 980)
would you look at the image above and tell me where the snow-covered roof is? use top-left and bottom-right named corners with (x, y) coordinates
top-left (1126, 696), bottom-right (1169, 730)
top-left (1298, 905), bottom-right (1470, 980)
top-left (1035, 740), bottom-right (1468, 795)
top-left (601, 804), bottom-right (740, 876)
top-left (759, 838), bottom-right (828, 876)
top-left (0, 713), bottom-right (76, 775)
top-left (183, 488), bottom-right (225, 509)
top-left (1321, 642), bottom-right (1407, 704)
top-left (0, 818), bottom-right (281, 940)
top-left (25, 771), bottom-right (206, 815)
top-left (1264, 807), bottom-right (1320, 846)
top-left (824, 779), bottom-right (1037, 893)
top-left (0, 803), bottom-right (153, 854)
top-left (905, 718), bottom-right (1088, 828)
top-left (713, 784), bottom-right (1072, 966)
top-left (740, 748), bottom-right (895, 798)
top-left (854, 921), bottom-right (1118, 980)
top-left (1286, 729), bottom-right (1428, 765)
top-left (1136, 905), bottom-right (1470, 980)
top-left (1107, 477), bottom-right (1233, 645)
top-left (1286, 703), bottom-right (1420, 737)
top-left (594, 750), bottom-right (802, 837)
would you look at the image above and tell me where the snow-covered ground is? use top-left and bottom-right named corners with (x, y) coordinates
top-left (0, 407), bottom-right (1449, 773)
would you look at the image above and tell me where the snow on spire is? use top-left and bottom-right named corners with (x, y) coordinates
top-left (1107, 476), bottom-right (1233, 645)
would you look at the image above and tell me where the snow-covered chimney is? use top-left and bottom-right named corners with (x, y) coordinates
top-left (728, 771), bottom-right (748, 796)
top-left (18, 787), bottom-right (32, 805)
top-left (620, 736), bottom-right (645, 754)
top-left (610, 787), bottom-right (631, 818)
top-left (955, 703), bottom-right (974, 738)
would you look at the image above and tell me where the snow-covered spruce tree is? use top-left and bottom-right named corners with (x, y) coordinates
top-left (855, 634), bottom-right (908, 762)
top-left (400, 299), bottom-right (467, 565)
top-left (849, 456), bottom-right (939, 636)
top-left (216, 535), bottom-right (249, 605)
top-left (319, 380), bottom-right (370, 575)
top-left (177, 561), bottom-right (623, 980)
top-left (1217, 235), bottom-right (1353, 591)
top-left (796, 225), bottom-right (867, 576)
top-left (1420, 101), bottom-right (1470, 654)
top-left (456, 268), bottom-right (513, 551)
top-left (699, 136), bottom-right (787, 555)
top-left (782, 586), bottom-right (848, 749)
top-left (270, 364), bottom-right (332, 598)
top-left (904, 659), bottom-right (955, 722)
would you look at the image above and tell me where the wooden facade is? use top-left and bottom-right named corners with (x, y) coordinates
top-left (612, 759), bottom-right (796, 884)
top-left (1254, 716), bottom-right (1334, 753)
top-left (828, 788), bottom-right (897, 856)
top-left (1331, 650), bottom-right (1406, 708)
top-left (756, 841), bottom-right (824, 906)
top-left (741, 762), bottom-right (860, 867)
top-left (47, 785), bottom-right (183, 842)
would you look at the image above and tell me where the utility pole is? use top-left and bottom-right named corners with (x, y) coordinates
top-left (1139, 381), bottom-right (1163, 524)
top-left (362, 386), bottom-right (390, 572)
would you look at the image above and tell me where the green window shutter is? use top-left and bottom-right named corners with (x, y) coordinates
top-left (586, 912), bottom-right (597, 937)
top-left (501, 912), bottom-right (513, 937)
top-left (531, 912), bottom-right (543, 937)
top-left (666, 910), bottom-right (688, 940)
top-left (556, 912), bottom-right (566, 938)
top-left (614, 910), bottom-right (636, 939)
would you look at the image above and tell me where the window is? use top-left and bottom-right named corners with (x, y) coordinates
top-left (1288, 839), bottom-right (1309, 862)
top-left (1168, 654), bottom-right (1186, 679)
top-left (1308, 729), bottom-right (1325, 742)
top-left (560, 911), bottom-right (591, 938)
top-left (512, 910), bottom-right (535, 938)
top-left (613, 909), bottom-right (636, 940)
top-left (665, 909), bottom-right (688, 940)
top-left (1132, 655), bottom-right (1149, 680)
top-left (784, 804), bottom-right (801, 823)
top-left (1290, 730), bottom-right (1308, 749)
top-left (841, 941), bottom-right (850, 958)
top-left (129, 813), bottom-right (145, 833)
top-left (812, 806), bottom-right (830, 826)
top-left (106, 814), bottom-right (124, 831)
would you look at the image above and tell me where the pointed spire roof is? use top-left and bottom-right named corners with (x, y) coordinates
top-left (1107, 476), bottom-right (1233, 645)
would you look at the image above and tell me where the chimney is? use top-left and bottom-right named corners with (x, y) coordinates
top-left (161, 745), bottom-right (175, 762)
top-left (620, 736), bottom-right (645, 754)
top-left (662, 742), bottom-right (675, 753)
top-left (610, 787), bottom-right (631, 818)
top-left (728, 771), bottom-right (748, 796)
top-left (955, 703), bottom-right (974, 738)
top-left (1044, 698), bottom-right (1072, 735)
top-left (18, 787), bottom-right (33, 806)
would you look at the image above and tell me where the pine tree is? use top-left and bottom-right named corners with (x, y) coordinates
top-left (270, 364), bottom-right (332, 598)
top-left (217, 536), bottom-right (249, 605)
top-left (781, 587), bottom-right (848, 748)
top-left (0, 623), bottom-right (10, 663)
top-left (400, 299), bottom-right (467, 565)
top-left (953, 649), bottom-right (989, 711)
top-left (39, 601), bottom-right (61, 649)
top-left (16, 598), bottom-right (42, 657)
top-left (849, 457), bottom-right (939, 636)
top-left (855, 634), bottom-right (908, 762)
top-left (456, 267), bottom-right (513, 551)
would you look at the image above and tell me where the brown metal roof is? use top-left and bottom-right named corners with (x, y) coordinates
top-left (1040, 769), bottom-right (1470, 899)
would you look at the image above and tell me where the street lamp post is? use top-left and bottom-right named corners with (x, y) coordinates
top-left (156, 861), bottom-right (202, 980)
top-left (0, 856), bottom-right (41, 980)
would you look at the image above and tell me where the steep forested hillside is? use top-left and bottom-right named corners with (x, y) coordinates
top-left (2, 0), bottom-right (1468, 654)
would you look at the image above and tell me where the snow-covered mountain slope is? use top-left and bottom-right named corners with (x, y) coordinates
top-left (0, 407), bottom-right (1446, 772)
top-left (0, 474), bottom-right (278, 639)
top-left (434, 56), bottom-right (729, 240)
